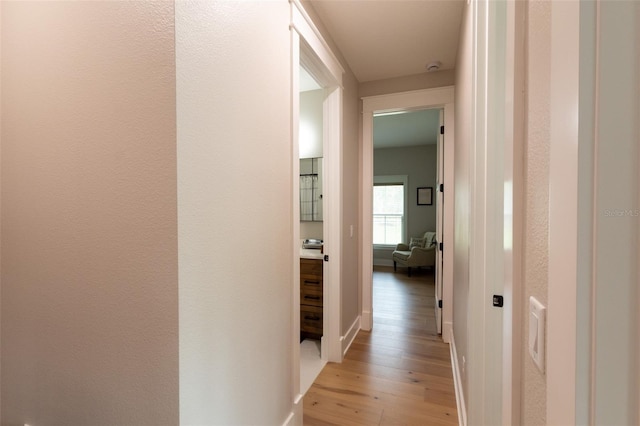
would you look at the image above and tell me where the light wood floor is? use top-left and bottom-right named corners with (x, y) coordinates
top-left (303, 266), bottom-right (458, 426)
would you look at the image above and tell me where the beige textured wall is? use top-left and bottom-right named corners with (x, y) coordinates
top-left (1, 2), bottom-right (178, 424)
top-left (521, 1), bottom-right (550, 424)
top-left (341, 68), bottom-right (361, 334)
top-left (175, 1), bottom-right (293, 423)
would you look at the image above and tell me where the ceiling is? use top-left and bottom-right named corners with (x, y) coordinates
top-left (307, 0), bottom-right (463, 148)
top-left (309, 0), bottom-right (465, 83)
top-left (373, 109), bottom-right (440, 148)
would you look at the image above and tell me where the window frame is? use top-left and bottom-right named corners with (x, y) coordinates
top-left (373, 175), bottom-right (408, 248)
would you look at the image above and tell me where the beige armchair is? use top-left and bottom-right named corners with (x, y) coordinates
top-left (392, 231), bottom-right (437, 277)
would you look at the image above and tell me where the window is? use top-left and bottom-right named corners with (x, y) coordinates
top-left (373, 182), bottom-right (405, 245)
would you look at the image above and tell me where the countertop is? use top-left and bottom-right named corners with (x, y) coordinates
top-left (300, 247), bottom-right (323, 260)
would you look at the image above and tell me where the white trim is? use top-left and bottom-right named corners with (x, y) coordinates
top-left (361, 87), bottom-right (455, 338)
top-left (322, 86), bottom-right (343, 363)
top-left (442, 320), bottom-right (453, 344)
top-left (363, 86), bottom-right (455, 113)
top-left (502, 1), bottom-right (525, 423)
top-left (341, 316), bottom-right (361, 357)
top-left (361, 309), bottom-right (372, 331)
top-left (290, 0), bottom-right (344, 87)
top-left (281, 412), bottom-right (294, 426)
top-left (283, 396), bottom-right (303, 426)
top-left (547, 1), bottom-right (580, 423)
top-left (290, 26), bottom-right (302, 404)
top-left (450, 329), bottom-right (467, 426)
top-left (361, 110), bottom-right (374, 332)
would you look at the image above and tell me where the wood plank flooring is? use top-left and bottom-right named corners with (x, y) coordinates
top-left (303, 266), bottom-right (458, 425)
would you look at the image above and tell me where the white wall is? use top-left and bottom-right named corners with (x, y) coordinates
top-left (1, 2), bottom-right (178, 424)
top-left (300, 89), bottom-right (324, 159)
top-left (176, 2), bottom-right (293, 424)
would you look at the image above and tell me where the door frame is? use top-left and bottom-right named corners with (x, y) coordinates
top-left (290, 0), bottom-right (344, 414)
top-left (465, 0), bottom-right (524, 424)
top-left (435, 109), bottom-right (445, 334)
top-left (361, 87), bottom-right (455, 342)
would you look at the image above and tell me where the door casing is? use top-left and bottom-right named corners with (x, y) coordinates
top-left (361, 87), bottom-right (455, 342)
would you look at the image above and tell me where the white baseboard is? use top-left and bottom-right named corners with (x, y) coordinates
top-left (361, 310), bottom-right (372, 331)
top-left (283, 395), bottom-right (303, 426)
top-left (442, 321), bottom-right (453, 344)
top-left (341, 316), bottom-right (361, 356)
top-left (449, 329), bottom-right (467, 426)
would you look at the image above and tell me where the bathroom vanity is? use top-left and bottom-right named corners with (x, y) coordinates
top-left (300, 250), bottom-right (323, 340)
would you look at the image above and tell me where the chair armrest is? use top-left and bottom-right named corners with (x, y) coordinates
top-left (407, 245), bottom-right (436, 266)
top-left (395, 243), bottom-right (410, 251)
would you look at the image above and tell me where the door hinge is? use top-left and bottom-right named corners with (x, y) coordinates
top-left (439, 242), bottom-right (443, 251)
top-left (438, 300), bottom-right (443, 309)
top-left (493, 295), bottom-right (504, 307)
top-left (439, 183), bottom-right (444, 193)
top-left (324, 255), bottom-right (329, 262)
top-left (440, 125), bottom-right (444, 135)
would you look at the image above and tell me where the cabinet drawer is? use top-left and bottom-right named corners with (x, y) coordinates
top-left (301, 289), bottom-right (322, 307)
top-left (300, 276), bottom-right (322, 292)
top-left (300, 259), bottom-right (323, 277)
top-left (301, 305), bottom-right (323, 334)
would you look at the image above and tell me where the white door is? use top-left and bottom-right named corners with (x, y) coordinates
top-left (434, 109), bottom-right (444, 334)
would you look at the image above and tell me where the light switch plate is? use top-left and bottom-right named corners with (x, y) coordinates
top-left (529, 296), bottom-right (546, 373)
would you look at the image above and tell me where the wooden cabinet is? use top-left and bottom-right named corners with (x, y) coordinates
top-left (300, 258), bottom-right (323, 340)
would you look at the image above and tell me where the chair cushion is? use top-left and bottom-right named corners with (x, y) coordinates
top-left (423, 231), bottom-right (437, 247)
top-left (409, 237), bottom-right (426, 249)
top-left (392, 250), bottom-right (411, 261)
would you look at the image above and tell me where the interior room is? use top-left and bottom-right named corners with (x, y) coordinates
top-left (298, 66), bottom-right (327, 394)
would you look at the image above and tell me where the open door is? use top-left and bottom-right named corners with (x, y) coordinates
top-left (434, 109), bottom-right (444, 334)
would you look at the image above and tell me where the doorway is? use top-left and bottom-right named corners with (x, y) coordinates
top-left (290, 0), bottom-right (344, 411)
top-left (298, 66), bottom-right (325, 394)
top-left (371, 108), bottom-right (443, 332)
top-left (361, 87), bottom-right (455, 343)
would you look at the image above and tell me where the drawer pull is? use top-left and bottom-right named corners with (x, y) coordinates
top-left (304, 315), bottom-right (320, 321)
top-left (304, 295), bottom-right (321, 300)
top-left (304, 280), bottom-right (321, 285)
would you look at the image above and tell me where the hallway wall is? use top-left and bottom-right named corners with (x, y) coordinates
top-left (453, 0), bottom-right (473, 406)
top-left (176, 2), bottom-right (293, 423)
top-left (1, 2), bottom-right (178, 424)
top-left (521, 1), bottom-right (551, 423)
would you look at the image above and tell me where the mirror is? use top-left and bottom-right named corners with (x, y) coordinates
top-left (300, 157), bottom-right (323, 222)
